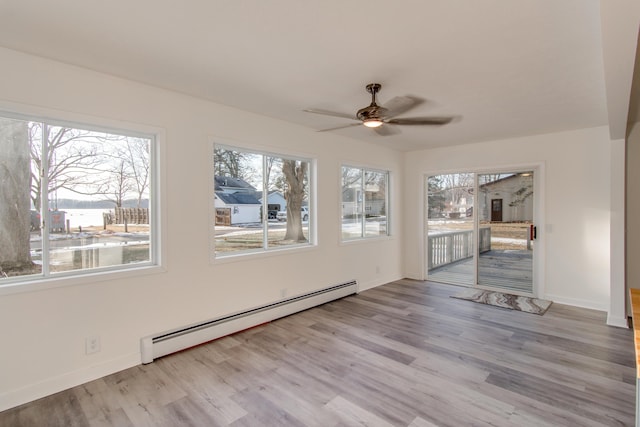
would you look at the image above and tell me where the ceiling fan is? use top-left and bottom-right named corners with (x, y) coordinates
top-left (304, 83), bottom-right (454, 134)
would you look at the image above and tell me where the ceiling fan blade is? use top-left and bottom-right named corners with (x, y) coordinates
top-left (386, 116), bottom-right (454, 126)
top-left (303, 108), bottom-right (357, 121)
top-left (316, 122), bottom-right (362, 132)
top-left (382, 96), bottom-right (424, 119)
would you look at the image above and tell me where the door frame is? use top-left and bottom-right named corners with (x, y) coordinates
top-left (422, 162), bottom-right (545, 298)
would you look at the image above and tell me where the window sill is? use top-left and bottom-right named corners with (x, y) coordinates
top-left (211, 243), bottom-right (318, 265)
top-left (0, 264), bottom-right (165, 296)
top-left (339, 235), bottom-right (395, 246)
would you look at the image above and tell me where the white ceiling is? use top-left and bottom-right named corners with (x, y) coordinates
top-left (0, 0), bottom-right (638, 151)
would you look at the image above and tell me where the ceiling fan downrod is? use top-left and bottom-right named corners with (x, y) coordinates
top-left (358, 83), bottom-right (385, 127)
top-left (365, 83), bottom-right (382, 106)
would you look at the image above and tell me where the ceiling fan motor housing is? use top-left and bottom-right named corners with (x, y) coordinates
top-left (357, 105), bottom-right (387, 121)
top-left (304, 81), bottom-right (455, 132)
top-left (358, 83), bottom-right (387, 121)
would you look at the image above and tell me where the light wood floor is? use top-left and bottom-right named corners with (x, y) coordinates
top-left (1, 280), bottom-right (635, 426)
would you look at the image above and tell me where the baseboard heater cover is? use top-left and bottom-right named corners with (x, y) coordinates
top-left (140, 280), bottom-right (357, 364)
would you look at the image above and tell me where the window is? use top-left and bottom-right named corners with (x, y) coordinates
top-left (0, 114), bottom-right (157, 285)
top-left (213, 145), bottom-right (313, 257)
top-left (341, 166), bottom-right (389, 240)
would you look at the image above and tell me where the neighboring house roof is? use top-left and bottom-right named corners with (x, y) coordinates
top-left (215, 192), bottom-right (261, 205)
top-left (480, 173), bottom-right (529, 189)
top-left (214, 176), bottom-right (256, 192)
top-left (254, 190), bottom-right (286, 201)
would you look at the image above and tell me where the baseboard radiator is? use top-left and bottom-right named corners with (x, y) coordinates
top-left (140, 280), bottom-right (357, 364)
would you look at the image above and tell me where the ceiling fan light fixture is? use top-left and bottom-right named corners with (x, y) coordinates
top-left (363, 118), bottom-right (383, 128)
top-left (304, 82), bottom-right (456, 134)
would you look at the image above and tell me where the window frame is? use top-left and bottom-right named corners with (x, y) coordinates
top-left (0, 108), bottom-right (163, 294)
top-left (211, 142), bottom-right (316, 261)
top-left (340, 164), bottom-right (391, 242)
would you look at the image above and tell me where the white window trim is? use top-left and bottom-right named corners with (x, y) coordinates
top-left (340, 164), bottom-right (391, 242)
top-left (210, 141), bottom-right (316, 261)
top-left (0, 103), bottom-right (165, 295)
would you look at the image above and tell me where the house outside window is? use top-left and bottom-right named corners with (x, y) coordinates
top-left (0, 114), bottom-right (158, 285)
top-left (213, 145), bottom-right (313, 257)
top-left (341, 166), bottom-right (389, 240)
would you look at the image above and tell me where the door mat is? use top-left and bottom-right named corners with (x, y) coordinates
top-left (451, 289), bottom-right (552, 315)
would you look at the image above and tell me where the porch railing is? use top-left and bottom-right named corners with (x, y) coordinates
top-left (428, 226), bottom-right (491, 270)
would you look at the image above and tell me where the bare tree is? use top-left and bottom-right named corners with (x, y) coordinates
top-left (427, 175), bottom-right (447, 217)
top-left (342, 166), bottom-right (361, 188)
top-left (123, 138), bottom-right (150, 207)
top-left (441, 173), bottom-right (474, 206)
top-left (480, 173), bottom-right (510, 185)
top-left (0, 118), bottom-right (33, 273)
top-left (341, 166), bottom-right (361, 205)
top-left (29, 123), bottom-right (111, 211)
top-left (214, 147), bottom-right (257, 180)
top-left (29, 123), bottom-right (151, 211)
top-left (265, 156), bottom-right (284, 192)
top-left (270, 171), bottom-right (287, 194)
top-left (104, 159), bottom-right (135, 207)
top-left (99, 137), bottom-right (150, 208)
top-left (214, 147), bottom-right (241, 177)
top-left (282, 159), bottom-right (308, 242)
top-left (364, 171), bottom-right (386, 215)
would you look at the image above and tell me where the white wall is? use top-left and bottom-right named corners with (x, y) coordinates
top-left (609, 137), bottom-right (626, 327)
top-left (627, 123), bottom-right (640, 302)
top-left (403, 127), bottom-right (617, 310)
top-left (0, 45), bottom-right (626, 411)
top-left (0, 47), bottom-right (404, 410)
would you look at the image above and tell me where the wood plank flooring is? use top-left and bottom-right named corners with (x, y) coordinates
top-left (429, 250), bottom-right (533, 293)
top-left (1, 280), bottom-right (635, 426)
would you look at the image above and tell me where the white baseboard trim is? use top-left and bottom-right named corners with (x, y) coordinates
top-left (357, 274), bottom-right (403, 293)
top-left (403, 271), bottom-right (423, 281)
top-left (0, 352), bottom-right (140, 412)
top-left (544, 293), bottom-right (607, 312)
top-left (606, 314), bottom-right (630, 328)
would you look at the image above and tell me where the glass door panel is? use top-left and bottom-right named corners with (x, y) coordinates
top-left (426, 173), bottom-right (475, 286)
top-left (477, 172), bottom-right (534, 294)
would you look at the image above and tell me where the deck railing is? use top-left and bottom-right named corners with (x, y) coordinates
top-left (428, 227), bottom-right (491, 270)
top-left (114, 207), bottom-right (149, 225)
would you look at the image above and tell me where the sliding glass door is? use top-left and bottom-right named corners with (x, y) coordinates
top-left (426, 170), bottom-right (535, 295)
top-left (426, 174), bottom-right (474, 285)
top-left (477, 172), bottom-right (534, 293)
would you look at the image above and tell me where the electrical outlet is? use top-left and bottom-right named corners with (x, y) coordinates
top-left (376, 266), bottom-right (380, 274)
top-left (85, 336), bottom-right (101, 355)
top-left (280, 288), bottom-right (288, 298)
